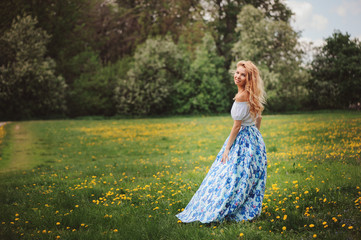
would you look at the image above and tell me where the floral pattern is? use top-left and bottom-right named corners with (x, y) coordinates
top-left (176, 125), bottom-right (267, 223)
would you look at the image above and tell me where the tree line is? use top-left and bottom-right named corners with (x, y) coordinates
top-left (0, 0), bottom-right (360, 120)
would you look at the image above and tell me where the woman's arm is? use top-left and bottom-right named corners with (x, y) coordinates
top-left (256, 115), bottom-right (262, 130)
top-left (221, 120), bottom-right (242, 164)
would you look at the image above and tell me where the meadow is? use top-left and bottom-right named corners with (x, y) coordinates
top-left (0, 111), bottom-right (360, 240)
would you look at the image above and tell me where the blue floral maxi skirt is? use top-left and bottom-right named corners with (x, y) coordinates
top-left (176, 125), bottom-right (267, 223)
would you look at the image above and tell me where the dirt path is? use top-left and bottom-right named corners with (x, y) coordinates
top-left (0, 122), bottom-right (34, 173)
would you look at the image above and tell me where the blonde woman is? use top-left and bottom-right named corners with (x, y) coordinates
top-left (176, 60), bottom-right (267, 223)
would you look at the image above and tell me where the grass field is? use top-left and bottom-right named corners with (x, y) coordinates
top-left (0, 112), bottom-right (361, 239)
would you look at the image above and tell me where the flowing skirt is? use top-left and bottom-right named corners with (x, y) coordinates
top-left (175, 125), bottom-right (267, 223)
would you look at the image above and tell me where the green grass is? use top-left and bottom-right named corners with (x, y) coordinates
top-left (0, 111), bottom-right (360, 239)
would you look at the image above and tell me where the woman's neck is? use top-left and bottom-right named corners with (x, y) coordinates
top-left (237, 86), bottom-right (245, 93)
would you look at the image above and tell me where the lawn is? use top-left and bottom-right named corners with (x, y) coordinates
top-left (0, 112), bottom-right (360, 239)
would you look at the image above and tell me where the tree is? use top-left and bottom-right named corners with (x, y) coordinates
top-left (196, 0), bottom-right (293, 105)
top-left (309, 31), bottom-right (361, 109)
top-left (185, 33), bottom-right (229, 113)
top-left (0, 0), bottom-right (119, 84)
top-left (0, 15), bottom-right (66, 120)
top-left (230, 5), bottom-right (307, 111)
top-left (114, 36), bottom-right (188, 115)
top-left (0, 0), bottom-right (92, 65)
top-left (111, 0), bottom-right (204, 60)
top-left (202, 0), bottom-right (292, 67)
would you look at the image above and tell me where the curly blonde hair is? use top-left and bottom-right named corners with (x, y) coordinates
top-left (233, 60), bottom-right (266, 119)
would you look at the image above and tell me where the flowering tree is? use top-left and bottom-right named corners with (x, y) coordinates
top-left (0, 15), bottom-right (66, 119)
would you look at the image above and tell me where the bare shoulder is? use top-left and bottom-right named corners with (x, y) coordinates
top-left (235, 91), bottom-right (249, 102)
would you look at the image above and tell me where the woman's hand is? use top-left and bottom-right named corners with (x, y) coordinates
top-left (221, 149), bottom-right (230, 164)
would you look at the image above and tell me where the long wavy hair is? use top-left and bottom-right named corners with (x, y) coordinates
top-left (233, 60), bottom-right (266, 119)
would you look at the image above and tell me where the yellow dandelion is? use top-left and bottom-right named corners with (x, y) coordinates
top-left (282, 226), bottom-right (286, 231)
top-left (348, 226), bottom-right (353, 229)
top-left (56, 222), bottom-right (60, 226)
top-left (283, 215), bottom-right (287, 220)
top-left (240, 233), bottom-right (244, 237)
top-left (309, 224), bottom-right (315, 228)
top-left (114, 229), bottom-right (118, 232)
top-left (313, 234), bottom-right (317, 238)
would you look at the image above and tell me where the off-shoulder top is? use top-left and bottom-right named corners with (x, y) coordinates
top-left (230, 101), bottom-right (256, 126)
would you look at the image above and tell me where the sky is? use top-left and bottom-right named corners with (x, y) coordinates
top-left (284, 0), bottom-right (361, 47)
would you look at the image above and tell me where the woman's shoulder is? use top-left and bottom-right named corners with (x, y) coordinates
top-left (234, 91), bottom-right (249, 102)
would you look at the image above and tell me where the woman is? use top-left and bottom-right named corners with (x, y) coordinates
top-left (176, 60), bottom-right (267, 223)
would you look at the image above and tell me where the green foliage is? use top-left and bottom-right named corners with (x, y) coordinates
top-left (0, 0), bottom-right (95, 76)
top-left (309, 31), bottom-right (361, 109)
top-left (114, 0), bottom-right (202, 58)
top-left (183, 33), bottom-right (229, 114)
top-left (114, 36), bottom-right (188, 115)
top-left (204, 0), bottom-right (292, 69)
top-left (114, 34), bottom-right (229, 115)
top-left (231, 5), bottom-right (309, 112)
top-left (0, 1), bottom-right (342, 118)
top-left (0, 15), bottom-right (66, 120)
top-left (67, 51), bottom-right (133, 117)
top-left (67, 50), bottom-right (103, 116)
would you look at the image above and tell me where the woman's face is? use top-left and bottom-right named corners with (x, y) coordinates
top-left (234, 66), bottom-right (247, 87)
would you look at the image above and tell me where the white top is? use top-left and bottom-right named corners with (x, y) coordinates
top-left (230, 101), bottom-right (256, 126)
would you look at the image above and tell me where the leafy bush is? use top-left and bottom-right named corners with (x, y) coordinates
top-left (114, 36), bottom-right (188, 115)
top-left (67, 51), bottom-right (132, 117)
